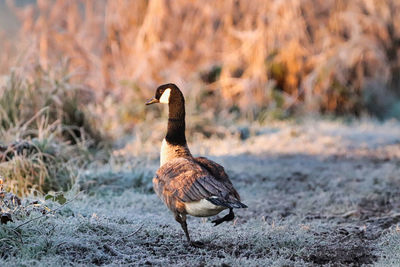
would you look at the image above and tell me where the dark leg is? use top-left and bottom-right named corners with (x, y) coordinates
top-left (212, 208), bottom-right (235, 226)
top-left (175, 213), bottom-right (190, 242)
top-left (174, 213), bottom-right (204, 247)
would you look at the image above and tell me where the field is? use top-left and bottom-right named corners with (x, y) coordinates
top-left (1, 0), bottom-right (400, 266)
top-left (1, 118), bottom-right (400, 266)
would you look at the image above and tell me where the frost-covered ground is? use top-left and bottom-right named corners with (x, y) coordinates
top-left (2, 119), bottom-right (400, 266)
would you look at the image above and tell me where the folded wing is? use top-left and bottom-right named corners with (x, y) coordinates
top-left (154, 157), bottom-right (244, 209)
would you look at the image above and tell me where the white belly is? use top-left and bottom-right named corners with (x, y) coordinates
top-left (184, 199), bottom-right (226, 217)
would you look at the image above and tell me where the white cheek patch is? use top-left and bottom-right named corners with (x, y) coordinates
top-left (159, 88), bottom-right (171, 104)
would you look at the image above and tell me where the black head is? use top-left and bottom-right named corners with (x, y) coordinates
top-left (146, 84), bottom-right (186, 144)
top-left (145, 83), bottom-right (183, 105)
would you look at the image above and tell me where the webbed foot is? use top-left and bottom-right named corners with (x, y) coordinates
top-left (212, 208), bottom-right (235, 226)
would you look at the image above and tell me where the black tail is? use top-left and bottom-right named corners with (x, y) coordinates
top-left (207, 197), bottom-right (248, 209)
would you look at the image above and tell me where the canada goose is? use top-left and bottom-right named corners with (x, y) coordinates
top-left (146, 83), bottom-right (247, 246)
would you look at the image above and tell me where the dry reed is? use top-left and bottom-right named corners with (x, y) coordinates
top-left (1, 0), bottom-right (399, 121)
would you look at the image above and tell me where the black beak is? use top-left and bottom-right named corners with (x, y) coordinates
top-left (145, 98), bottom-right (159, 105)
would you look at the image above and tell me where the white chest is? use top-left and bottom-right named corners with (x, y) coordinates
top-left (160, 139), bottom-right (170, 166)
top-left (160, 138), bottom-right (192, 167)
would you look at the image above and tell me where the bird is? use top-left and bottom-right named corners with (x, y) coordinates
top-left (146, 83), bottom-right (247, 247)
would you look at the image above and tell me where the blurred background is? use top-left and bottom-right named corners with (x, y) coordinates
top-left (0, 0), bottom-right (399, 194)
top-left (1, 0), bottom-right (399, 132)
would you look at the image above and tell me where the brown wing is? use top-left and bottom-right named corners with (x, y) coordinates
top-left (193, 157), bottom-right (240, 200)
top-left (154, 157), bottom-right (240, 205)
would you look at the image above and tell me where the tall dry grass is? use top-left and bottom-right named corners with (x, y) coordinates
top-left (2, 0), bottom-right (400, 122)
top-left (0, 65), bottom-right (102, 196)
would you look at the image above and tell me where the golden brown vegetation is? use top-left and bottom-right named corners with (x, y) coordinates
top-left (0, 68), bottom-right (97, 196)
top-left (2, 0), bottom-right (399, 120)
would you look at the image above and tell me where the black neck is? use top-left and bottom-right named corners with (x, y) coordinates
top-left (166, 94), bottom-right (187, 146)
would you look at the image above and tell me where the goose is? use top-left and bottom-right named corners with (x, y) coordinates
top-left (146, 83), bottom-right (247, 246)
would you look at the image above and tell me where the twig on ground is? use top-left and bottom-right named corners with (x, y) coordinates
top-left (341, 210), bottom-right (359, 218)
top-left (14, 192), bottom-right (82, 230)
top-left (103, 244), bottom-right (121, 256)
top-left (111, 223), bottom-right (144, 245)
top-left (125, 223), bottom-right (144, 238)
top-left (104, 225), bottom-right (145, 258)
